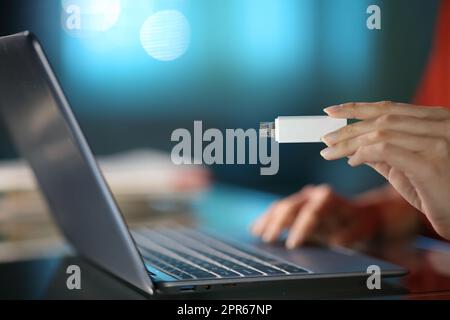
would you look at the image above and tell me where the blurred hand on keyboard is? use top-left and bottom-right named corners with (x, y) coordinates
top-left (251, 184), bottom-right (420, 249)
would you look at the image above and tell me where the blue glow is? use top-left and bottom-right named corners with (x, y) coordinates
top-left (321, 0), bottom-right (373, 88)
top-left (235, 0), bottom-right (315, 75)
top-left (140, 10), bottom-right (191, 62)
top-left (56, 0), bottom-right (377, 117)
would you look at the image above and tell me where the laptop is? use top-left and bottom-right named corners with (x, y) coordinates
top-left (0, 32), bottom-right (406, 295)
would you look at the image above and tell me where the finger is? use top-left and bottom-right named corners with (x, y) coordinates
top-left (285, 186), bottom-right (335, 249)
top-left (252, 200), bottom-right (290, 236)
top-left (260, 186), bottom-right (314, 240)
top-left (322, 115), bottom-right (447, 146)
top-left (348, 143), bottom-right (426, 178)
top-left (252, 187), bottom-right (312, 239)
top-left (262, 188), bottom-right (312, 242)
top-left (285, 208), bottom-right (318, 249)
top-left (251, 209), bottom-right (274, 236)
top-left (321, 130), bottom-right (440, 161)
top-left (324, 101), bottom-right (450, 121)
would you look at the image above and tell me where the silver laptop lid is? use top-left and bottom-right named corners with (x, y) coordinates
top-left (0, 32), bottom-right (153, 294)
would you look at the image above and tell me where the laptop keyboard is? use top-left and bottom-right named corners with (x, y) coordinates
top-left (132, 228), bottom-right (310, 280)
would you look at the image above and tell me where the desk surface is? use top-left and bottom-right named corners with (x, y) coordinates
top-left (1, 185), bottom-right (450, 300)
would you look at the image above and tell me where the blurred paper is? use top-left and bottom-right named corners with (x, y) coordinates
top-left (0, 149), bottom-right (209, 259)
top-left (0, 149), bottom-right (210, 198)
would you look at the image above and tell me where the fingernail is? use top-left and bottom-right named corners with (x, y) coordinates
top-left (320, 147), bottom-right (335, 160)
top-left (324, 105), bottom-right (342, 114)
top-left (286, 238), bottom-right (297, 250)
top-left (263, 230), bottom-right (274, 243)
top-left (347, 157), bottom-right (356, 167)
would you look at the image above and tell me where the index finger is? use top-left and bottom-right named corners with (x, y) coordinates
top-left (285, 186), bottom-right (338, 248)
top-left (324, 101), bottom-right (450, 120)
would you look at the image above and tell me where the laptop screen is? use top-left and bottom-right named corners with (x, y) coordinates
top-left (0, 33), bottom-right (153, 293)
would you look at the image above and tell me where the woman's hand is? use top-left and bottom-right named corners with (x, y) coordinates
top-left (251, 185), bottom-right (419, 249)
top-left (322, 101), bottom-right (450, 240)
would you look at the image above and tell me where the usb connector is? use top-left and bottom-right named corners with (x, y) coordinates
top-left (259, 122), bottom-right (276, 139)
top-left (260, 116), bottom-right (347, 143)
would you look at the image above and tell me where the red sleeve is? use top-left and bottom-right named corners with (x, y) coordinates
top-left (414, 0), bottom-right (450, 109)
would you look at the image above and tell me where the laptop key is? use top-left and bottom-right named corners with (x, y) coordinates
top-left (200, 253), bottom-right (263, 276)
top-left (275, 264), bottom-right (308, 274)
top-left (165, 269), bottom-right (194, 280)
top-left (211, 250), bottom-right (285, 275)
top-left (182, 231), bottom-right (311, 274)
top-left (143, 258), bottom-right (194, 280)
top-left (223, 244), bottom-right (279, 263)
top-left (173, 251), bottom-right (241, 278)
top-left (183, 268), bottom-right (215, 279)
top-left (252, 265), bottom-right (286, 275)
top-left (140, 248), bottom-right (217, 279)
top-left (137, 230), bottom-right (310, 279)
top-left (157, 235), bottom-right (265, 277)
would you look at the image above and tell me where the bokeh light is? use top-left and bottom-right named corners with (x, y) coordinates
top-left (140, 10), bottom-right (191, 62)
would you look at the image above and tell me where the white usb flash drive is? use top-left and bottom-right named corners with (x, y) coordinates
top-left (260, 116), bottom-right (347, 143)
